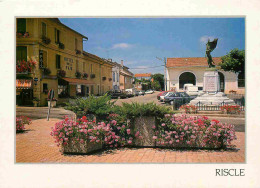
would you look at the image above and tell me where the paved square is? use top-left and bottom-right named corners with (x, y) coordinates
top-left (16, 119), bottom-right (245, 163)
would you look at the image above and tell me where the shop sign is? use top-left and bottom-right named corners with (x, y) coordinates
top-left (16, 79), bottom-right (32, 89)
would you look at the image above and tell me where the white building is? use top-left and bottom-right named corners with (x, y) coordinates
top-left (105, 59), bottom-right (120, 90)
top-left (166, 57), bottom-right (245, 94)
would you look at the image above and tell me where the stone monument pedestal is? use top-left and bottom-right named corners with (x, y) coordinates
top-left (190, 69), bottom-right (235, 105)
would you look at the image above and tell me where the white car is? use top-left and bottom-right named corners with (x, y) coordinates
top-left (160, 92), bottom-right (174, 102)
top-left (145, 90), bottom-right (154, 94)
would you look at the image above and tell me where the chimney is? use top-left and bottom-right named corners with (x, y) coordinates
top-left (121, 60), bottom-right (123, 66)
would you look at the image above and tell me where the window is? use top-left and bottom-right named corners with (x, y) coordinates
top-left (75, 38), bottom-right (78, 50)
top-left (55, 28), bottom-right (60, 43)
top-left (117, 73), bottom-right (119, 82)
top-left (91, 85), bottom-right (94, 95)
top-left (76, 84), bottom-right (82, 95)
top-left (16, 46), bottom-right (27, 61)
top-left (238, 72), bottom-right (245, 88)
top-left (90, 64), bottom-right (93, 73)
top-left (56, 54), bottom-right (61, 69)
top-left (17, 18), bottom-right (26, 33)
top-left (42, 22), bottom-right (47, 37)
top-left (113, 72), bottom-right (115, 82)
top-left (43, 83), bottom-right (48, 93)
top-left (198, 87), bottom-right (203, 91)
top-left (97, 85), bottom-right (100, 95)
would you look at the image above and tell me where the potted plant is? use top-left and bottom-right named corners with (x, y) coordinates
top-left (16, 32), bottom-right (29, 38)
top-left (76, 49), bottom-right (81, 55)
top-left (90, 74), bottom-right (95, 79)
top-left (83, 73), bottom-right (88, 79)
top-left (41, 35), bottom-right (51, 44)
top-left (43, 67), bottom-right (51, 75)
top-left (57, 70), bottom-right (66, 78)
top-left (75, 71), bottom-right (82, 78)
top-left (58, 42), bottom-right (65, 49)
top-left (32, 97), bottom-right (40, 107)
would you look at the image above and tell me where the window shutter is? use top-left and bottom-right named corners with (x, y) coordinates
top-left (17, 19), bottom-right (26, 33)
top-left (17, 46), bottom-right (27, 61)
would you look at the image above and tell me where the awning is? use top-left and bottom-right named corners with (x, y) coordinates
top-left (61, 77), bottom-right (95, 85)
top-left (16, 79), bottom-right (32, 89)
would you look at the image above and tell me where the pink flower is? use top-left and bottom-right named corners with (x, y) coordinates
top-left (152, 125), bottom-right (156, 129)
top-left (127, 129), bottom-right (131, 135)
top-left (153, 136), bottom-right (157, 140)
top-left (162, 123), bottom-right (166, 127)
top-left (127, 140), bottom-right (132, 144)
top-left (176, 140), bottom-right (179, 143)
top-left (135, 131), bottom-right (140, 137)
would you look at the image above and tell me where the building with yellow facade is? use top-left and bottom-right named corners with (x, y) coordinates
top-left (16, 18), bottom-right (113, 106)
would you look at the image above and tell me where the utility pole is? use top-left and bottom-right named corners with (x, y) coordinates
top-left (164, 57), bottom-right (167, 91)
top-left (156, 57), bottom-right (167, 91)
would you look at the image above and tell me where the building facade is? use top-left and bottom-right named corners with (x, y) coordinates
top-left (119, 60), bottom-right (134, 91)
top-left (166, 57), bottom-right (245, 94)
top-left (105, 59), bottom-right (120, 90)
top-left (134, 73), bottom-right (152, 80)
top-left (16, 18), bottom-right (112, 106)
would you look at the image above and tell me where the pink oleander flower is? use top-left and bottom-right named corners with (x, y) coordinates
top-left (153, 136), bottom-right (157, 140)
top-left (127, 129), bottom-right (131, 135)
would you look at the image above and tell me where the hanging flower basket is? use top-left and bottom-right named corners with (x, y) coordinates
top-left (83, 73), bottom-right (88, 79)
top-left (16, 60), bottom-right (36, 74)
top-left (41, 36), bottom-right (51, 44)
top-left (90, 74), bottom-right (95, 79)
top-left (16, 32), bottom-right (29, 38)
top-left (75, 71), bottom-right (82, 78)
top-left (57, 70), bottom-right (66, 78)
top-left (76, 50), bottom-right (81, 55)
top-left (58, 42), bottom-right (65, 49)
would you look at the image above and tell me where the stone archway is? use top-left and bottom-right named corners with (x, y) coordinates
top-left (218, 72), bottom-right (225, 92)
top-left (179, 72), bottom-right (196, 89)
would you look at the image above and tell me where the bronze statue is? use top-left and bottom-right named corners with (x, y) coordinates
top-left (205, 38), bottom-right (218, 68)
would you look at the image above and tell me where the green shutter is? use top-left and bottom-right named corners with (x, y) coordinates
top-left (56, 55), bottom-right (61, 69)
top-left (16, 46), bottom-right (27, 61)
top-left (17, 19), bottom-right (26, 33)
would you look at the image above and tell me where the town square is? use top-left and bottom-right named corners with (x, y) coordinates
top-left (15, 17), bottom-right (245, 163)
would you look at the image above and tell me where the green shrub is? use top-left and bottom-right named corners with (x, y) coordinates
top-left (115, 102), bottom-right (173, 119)
top-left (65, 94), bottom-right (115, 121)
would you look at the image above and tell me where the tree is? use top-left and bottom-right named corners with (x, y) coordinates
top-left (151, 73), bottom-right (164, 90)
top-left (151, 80), bottom-right (161, 91)
top-left (220, 48), bottom-right (245, 77)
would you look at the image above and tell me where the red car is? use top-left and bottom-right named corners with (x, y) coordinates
top-left (157, 91), bottom-right (168, 100)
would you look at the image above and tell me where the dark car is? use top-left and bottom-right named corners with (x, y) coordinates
top-left (106, 90), bottom-right (122, 99)
top-left (164, 92), bottom-right (196, 108)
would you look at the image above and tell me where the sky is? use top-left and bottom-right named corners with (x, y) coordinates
top-left (60, 18), bottom-right (245, 74)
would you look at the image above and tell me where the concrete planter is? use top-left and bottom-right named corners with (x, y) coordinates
top-left (63, 139), bottom-right (103, 154)
top-left (131, 116), bottom-right (156, 147)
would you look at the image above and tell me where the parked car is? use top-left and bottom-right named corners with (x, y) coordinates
top-left (145, 90), bottom-right (154, 94)
top-left (119, 92), bottom-right (128, 99)
top-left (125, 88), bottom-right (138, 96)
top-left (164, 92), bottom-right (196, 108)
top-left (125, 91), bottom-right (134, 98)
top-left (160, 92), bottom-right (174, 102)
top-left (137, 90), bottom-right (145, 96)
top-left (157, 91), bottom-right (168, 100)
top-left (106, 90), bottom-right (122, 99)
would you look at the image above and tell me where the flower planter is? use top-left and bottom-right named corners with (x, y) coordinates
top-left (63, 139), bottom-right (103, 154)
top-left (131, 116), bottom-right (156, 147)
top-left (33, 101), bottom-right (38, 107)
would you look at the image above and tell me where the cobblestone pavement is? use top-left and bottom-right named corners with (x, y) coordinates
top-left (16, 119), bottom-right (245, 163)
top-left (16, 107), bottom-right (76, 120)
